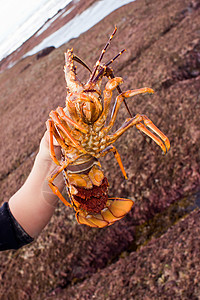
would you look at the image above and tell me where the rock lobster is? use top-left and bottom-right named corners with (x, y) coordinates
top-left (46, 27), bottom-right (170, 228)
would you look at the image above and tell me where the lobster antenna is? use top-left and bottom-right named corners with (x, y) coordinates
top-left (73, 54), bottom-right (92, 73)
top-left (105, 49), bottom-right (134, 118)
top-left (88, 26), bottom-right (117, 84)
top-left (105, 49), bottom-right (126, 67)
top-left (92, 49), bottom-right (126, 85)
top-left (88, 28), bottom-right (134, 119)
top-left (92, 48), bottom-right (133, 118)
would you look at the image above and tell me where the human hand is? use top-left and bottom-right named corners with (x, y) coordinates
top-left (38, 130), bottom-right (62, 165)
top-left (9, 131), bottom-right (65, 238)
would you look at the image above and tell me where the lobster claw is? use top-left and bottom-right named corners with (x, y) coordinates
top-left (76, 198), bottom-right (134, 228)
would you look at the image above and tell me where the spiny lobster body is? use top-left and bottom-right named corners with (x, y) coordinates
top-left (46, 27), bottom-right (170, 228)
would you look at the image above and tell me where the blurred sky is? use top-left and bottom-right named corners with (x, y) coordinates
top-left (0, 0), bottom-right (71, 60)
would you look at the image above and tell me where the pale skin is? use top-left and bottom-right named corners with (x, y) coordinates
top-left (8, 131), bottom-right (64, 238)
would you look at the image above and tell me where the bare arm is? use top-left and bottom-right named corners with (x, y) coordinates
top-left (9, 131), bottom-right (64, 238)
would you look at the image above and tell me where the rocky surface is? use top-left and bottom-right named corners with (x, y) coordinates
top-left (49, 209), bottom-right (200, 299)
top-left (0, 0), bottom-right (200, 299)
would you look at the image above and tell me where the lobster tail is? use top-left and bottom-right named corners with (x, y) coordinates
top-left (76, 198), bottom-right (134, 228)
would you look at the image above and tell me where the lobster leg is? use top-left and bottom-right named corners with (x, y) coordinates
top-left (105, 66), bottom-right (132, 118)
top-left (99, 145), bottom-right (127, 179)
top-left (94, 77), bottom-right (123, 129)
top-left (136, 115), bottom-right (170, 152)
top-left (56, 106), bottom-right (87, 133)
top-left (103, 87), bottom-right (154, 135)
top-left (93, 58), bottom-right (132, 119)
top-left (46, 119), bottom-right (66, 166)
top-left (107, 114), bottom-right (170, 154)
top-left (49, 110), bottom-right (87, 153)
top-left (47, 163), bottom-right (72, 208)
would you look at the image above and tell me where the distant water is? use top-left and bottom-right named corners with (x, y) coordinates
top-left (0, 0), bottom-right (135, 63)
top-left (25, 0), bottom-right (135, 58)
